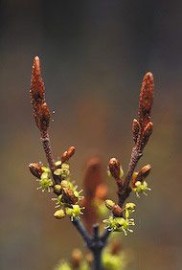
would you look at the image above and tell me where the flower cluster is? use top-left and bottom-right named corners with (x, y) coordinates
top-left (29, 159), bottom-right (84, 221)
top-left (55, 238), bottom-right (127, 270)
top-left (29, 57), bottom-right (154, 270)
top-left (103, 202), bottom-right (136, 235)
top-left (131, 164), bottom-right (152, 197)
top-left (53, 178), bottom-right (84, 221)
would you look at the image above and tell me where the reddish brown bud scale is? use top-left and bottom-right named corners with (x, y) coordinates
top-left (132, 119), bottom-right (140, 144)
top-left (30, 56), bottom-right (51, 132)
top-left (109, 158), bottom-right (121, 179)
top-left (141, 121), bottom-right (153, 149)
top-left (62, 188), bottom-right (78, 204)
top-left (139, 72), bottom-right (154, 124)
top-left (112, 204), bottom-right (123, 217)
top-left (135, 164), bottom-right (151, 182)
top-left (61, 146), bottom-right (76, 163)
top-left (34, 102), bottom-right (50, 132)
top-left (29, 162), bottom-right (42, 178)
top-left (30, 56), bottom-right (45, 105)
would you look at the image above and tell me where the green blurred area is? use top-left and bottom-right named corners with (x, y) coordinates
top-left (0, 1), bottom-right (182, 269)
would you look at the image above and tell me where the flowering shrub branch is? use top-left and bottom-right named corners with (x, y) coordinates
top-left (29, 56), bottom-right (154, 270)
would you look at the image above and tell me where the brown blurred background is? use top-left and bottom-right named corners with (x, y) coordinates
top-left (0, 1), bottom-right (182, 269)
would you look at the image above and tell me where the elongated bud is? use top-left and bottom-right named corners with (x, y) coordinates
top-left (135, 164), bottom-right (151, 182)
top-left (61, 146), bottom-right (76, 162)
top-left (29, 163), bottom-right (42, 178)
top-left (141, 121), bottom-right (153, 149)
top-left (54, 209), bottom-right (66, 219)
top-left (30, 57), bottom-right (51, 132)
top-left (109, 158), bottom-right (122, 179)
top-left (30, 56), bottom-right (45, 105)
top-left (139, 72), bottom-right (154, 124)
top-left (132, 119), bottom-right (140, 144)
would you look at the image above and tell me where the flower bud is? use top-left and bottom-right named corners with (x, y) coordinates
top-left (136, 164), bottom-right (151, 182)
top-left (139, 72), bottom-right (154, 122)
top-left (53, 184), bottom-right (62, 195)
top-left (54, 209), bottom-right (66, 219)
top-left (105, 199), bottom-right (115, 210)
top-left (108, 158), bottom-right (123, 179)
top-left (132, 119), bottom-right (140, 144)
top-left (141, 122), bottom-right (153, 149)
top-left (29, 162), bottom-right (42, 178)
top-left (61, 146), bottom-right (76, 163)
top-left (112, 204), bottom-right (123, 217)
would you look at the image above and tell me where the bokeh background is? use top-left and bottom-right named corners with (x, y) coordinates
top-left (0, 1), bottom-right (182, 269)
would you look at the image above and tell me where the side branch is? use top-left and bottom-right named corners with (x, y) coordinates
top-left (72, 218), bottom-right (92, 247)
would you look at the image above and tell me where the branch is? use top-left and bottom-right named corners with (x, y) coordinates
top-left (30, 56), bottom-right (60, 184)
top-left (108, 72), bottom-right (154, 207)
top-left (72, 218), bottom-right (92, 247)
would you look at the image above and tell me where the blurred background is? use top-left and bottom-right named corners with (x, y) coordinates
top-left (0, 1), bottom-right (182, 269)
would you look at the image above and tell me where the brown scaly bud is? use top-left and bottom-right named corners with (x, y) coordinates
top-left (112, 204), bottom-right (123, 217)
top-left (109, 158), bottom-right (122, 179)
top-left (105, 199), bottom-right (123, 217)
top-left (141, 121), bottom-right (153, 150)
top-left (62, 188), bottom-right (78, 204)
top-left (34, 102), bottom-right (50, 132)
top-left (135, 164), bottom-right (151, 183)
top-left (30, 56), bottom-right (51, 132)
top-left (29, 163), bottom-right (43, 178)
top-left (61, 146), bottom-right (76, 163)
top-left (30, 56), bottom-right (45, 105)
top-left (132, 119), bottom-right (140, 144)
top-left (71, 249), bottom-right (83, 269)
top-left (139, 72), bottom-right (154, 125)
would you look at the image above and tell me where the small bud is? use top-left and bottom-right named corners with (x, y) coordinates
top-left (112, 204), bottom-right (123, 217)
top-left (61, 146), bottom-right (76, 163)
top-left (142, 121), bottom-right (153, 149)
top-left (29, 162), bottom-right (42, 178)
top-left (125, 203), bottom-right (136, 211)
top-left (53, 184), bottom-right (62, 195)
top-left (60, 180), bottom-right (69, 189)
top-left (105, 200), bottom-right (123, 217)
top-left (135, 164), bottom-right (151, 182)
top-left (105, 199), bottom-right (115, 210)
top-left (132, 119), bottom-right (140, 144)
top-left (71, 249), bottom-right (82, 268)
top-left (54, 209), bottom-right (66, 219)
top-left (108, 158), bottom-right (123, 179)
